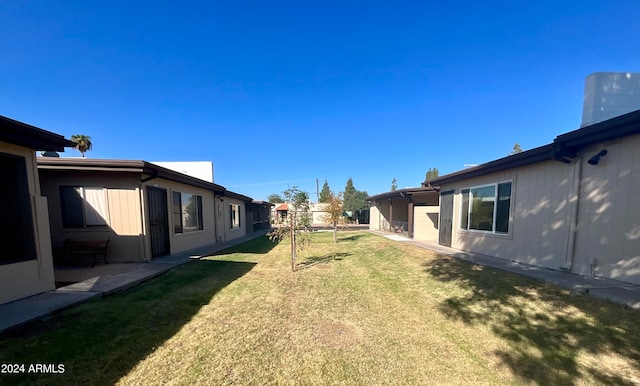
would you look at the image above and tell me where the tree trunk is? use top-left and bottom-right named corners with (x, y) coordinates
top-left (290, 211), bottom-right (295, 271)
top-left (333, 223), bottom-right (337, 243)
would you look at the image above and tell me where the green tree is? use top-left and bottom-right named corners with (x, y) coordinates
top-left (267, 193), bottom-right (284, 203)
top-left (268, 186), bottom-right (311, 272)
top-left (425, 168), bottom-right (439, 182)
top-left (510, 143), bottom-right (523, 155)
top-left (319, 180), bottom-right (332, 203)
top-left (391, 178), bottom-right (397, 191)
top-left (70, 134), bottom-right (93, 158)
top-left (321, 192), bottom-right (344, 243)
top-left (343, 178), bottom-right (369, 224)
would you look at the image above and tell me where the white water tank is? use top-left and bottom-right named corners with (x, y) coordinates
top-left (581, 72), bottom-right (640, 127)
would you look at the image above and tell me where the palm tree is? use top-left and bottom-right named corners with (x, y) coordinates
top-left (70, 134), bottom-right (93, 158)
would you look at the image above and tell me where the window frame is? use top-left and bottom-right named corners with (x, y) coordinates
top-left (172, 191), bottom-right (204, 234)
top-left (459, 180), bottom-right (512, 235)
top-left (230, 203), bottom-right (241, 229)
top-left (0, 152), bottom-right (37, 265)
top-left (60, 186), bottom-right (109, 229)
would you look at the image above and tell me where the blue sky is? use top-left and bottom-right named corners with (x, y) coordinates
top-left (2, 1), bottom-right (639, 200)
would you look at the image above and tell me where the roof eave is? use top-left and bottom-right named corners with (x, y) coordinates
top-left (426, 144), bottom-right (556, 187)
top-left (1, 115), bottom-right (76, 151)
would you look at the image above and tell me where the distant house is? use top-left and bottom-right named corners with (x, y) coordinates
top-left (0, 115), bottom-right (75, 304)
top-left (273, 203), bottom-right (289, 223)
top-left (38, 158), bottom-right (259, 264)
top-left (425, 109), bottom-right (640, 285)
top-left (368, 187), bottom-right (439, 241)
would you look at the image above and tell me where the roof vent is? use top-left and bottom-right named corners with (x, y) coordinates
top-left (41, 150), bottom-right (60, 157)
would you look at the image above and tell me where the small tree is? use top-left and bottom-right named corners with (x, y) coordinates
top-left (322, 192), bottom-right (344, 243)
top-left (425, 167), bottom-right (439, 181)
top-left (510, 143), bottom-right (523, 155)
top-left (319, 180), bottom-right (332, 203)
top-left (268, 193), bottom-right (284, 203)
top-left (268, 186), bottom-right (311, 271)
top-left (70, 134), bottom-right (93, 158)
top-left (391, 178), bottom-right (397, 191)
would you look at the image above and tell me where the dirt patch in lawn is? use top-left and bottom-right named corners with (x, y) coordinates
top-left (315, 321), bottom-right (362, 349)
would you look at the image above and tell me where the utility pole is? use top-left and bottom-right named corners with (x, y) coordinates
top-left (316, 178), bottom-right (319, 203)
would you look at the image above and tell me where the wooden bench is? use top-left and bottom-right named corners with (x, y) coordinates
top-left (64, 239), bottom-right (110, 267)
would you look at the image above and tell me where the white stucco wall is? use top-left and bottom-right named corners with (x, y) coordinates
top-left (151, 161), bottom-right (214, 183)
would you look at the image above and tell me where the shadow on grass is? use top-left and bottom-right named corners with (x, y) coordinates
top-left (212, 234), bottom-right (279, 256)
top-left (339, 233), bottom-right (363, 242)
top-left (297, 252), bottom-right (351, 270)
top-left (423, 256), bottom-right (640, 385)
top-left (0, 259), bottom-right (255, 385)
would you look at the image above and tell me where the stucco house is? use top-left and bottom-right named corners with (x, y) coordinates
top-left (37, 158), bottom-right (257, 265)
top-left (425, 109), bottom-right (640, 285)
top-left (368, 187), bottom-right (439, 241)
top-left (0, 115), bottom-right (75, 304)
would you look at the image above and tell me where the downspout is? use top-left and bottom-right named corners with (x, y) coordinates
top-left (388, 198), bottom-right (393, 232)
top-left (565, 157), bottom-right (582, 271)
top-left (214, 194), bottom-right (221, 244)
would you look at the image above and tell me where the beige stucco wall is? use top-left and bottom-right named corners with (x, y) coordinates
top-left (142, 178), bottom-right (217, 256)
top-left (413, 205), bottom-right (439, 242)
top-left (572, 135), bottom-right (640, 284)
top-left (40, 171), bottom-right (145, 263)
top-left (441, 136), bottom-right (640, 285)
top-left (375, 200), bottom-right (391, 231)
top-left (310, 203), bottom-right (329, 225)
top-left (369, 204), bottom-right (381, 230)
top-left (217, 196), bottom-right (247, 242)
top-left (442, 159), bottom-right (574, 270)
top-left (0, 143), bottom-right (55, 304)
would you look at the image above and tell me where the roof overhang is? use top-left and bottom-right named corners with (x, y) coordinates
top-left (223, 190), bottom-right (253, 202)
top-left (367, 186), bottom-right (439, 202)
top-left (425, 108), bottom-right (640, 187)
top-left (0, 115), bottom-right (75, 151)
top-left (37, 158), bottom-right (226, 194)
top-left (425, 144), bottom-right (556, 186)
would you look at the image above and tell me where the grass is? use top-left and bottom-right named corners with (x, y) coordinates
top-left (1, 232), bottom-right (640, 385)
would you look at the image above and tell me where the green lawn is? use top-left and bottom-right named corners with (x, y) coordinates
top-left (1, 232), bottom-right (639, 385)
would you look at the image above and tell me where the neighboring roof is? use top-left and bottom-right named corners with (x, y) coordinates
top-left (275, 204), bottom-right (288, 211)
top-left (0, 115), bottom-right (75, 151)
top-left (425, 108), bottom-right (640, 187)
top-left (37, 157), bottom-right (226, 194)
top-left (367, 186), bottom-right (439, 202)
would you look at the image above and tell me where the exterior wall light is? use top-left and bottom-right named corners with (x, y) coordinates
top-left (587, 149), bottom-right (608, 165)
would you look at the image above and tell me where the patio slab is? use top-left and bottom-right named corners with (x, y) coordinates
top-left (0, 229), bottom-right (271, 334)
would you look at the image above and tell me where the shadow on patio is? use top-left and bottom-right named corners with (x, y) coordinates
top-left (0, 259), bottom-right (256, 384)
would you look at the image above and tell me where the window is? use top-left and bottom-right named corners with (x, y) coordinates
top-left (460, 181), bottom-right (512, 234)
top-left (0, 153), bottom-right (36, 264)
top-left (172, 191), bottom-right (203, 233)
top-left (61, 186), bottom-right (108, 228)
top-left (230, 204), bottom-right (241, 229)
